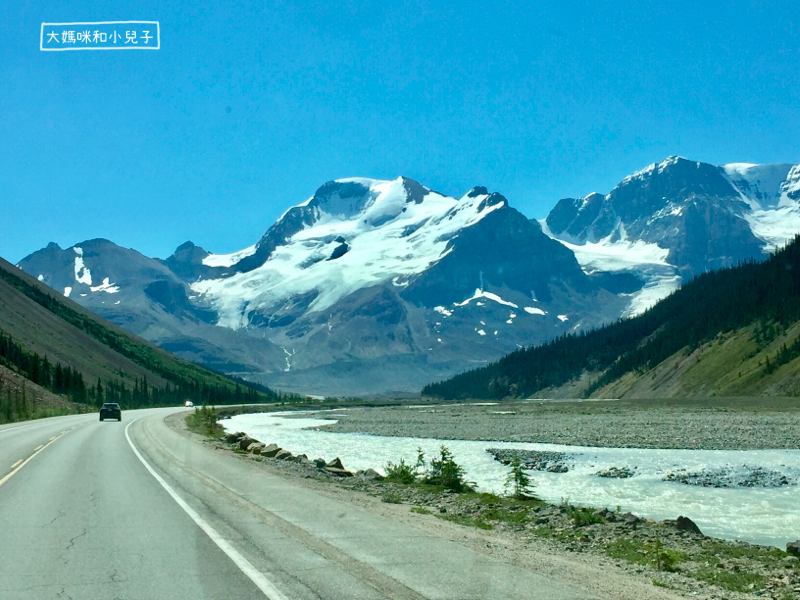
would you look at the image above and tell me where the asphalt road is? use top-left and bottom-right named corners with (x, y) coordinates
top-left (0, 408), bottom-right (598, 599)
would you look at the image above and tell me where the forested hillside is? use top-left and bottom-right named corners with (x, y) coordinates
top-left (0, 257), bottom-right (281, 423)
top-left (423, 236), bottom-right (800, 400)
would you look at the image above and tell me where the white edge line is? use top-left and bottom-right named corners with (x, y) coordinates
top-left (124, 418), bottom-right (287, 600)
top-left (0, 424), bottom-right (33, 435)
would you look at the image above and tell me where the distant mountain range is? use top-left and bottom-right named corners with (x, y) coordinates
top-left (17, 157), bottom-right (800, 395)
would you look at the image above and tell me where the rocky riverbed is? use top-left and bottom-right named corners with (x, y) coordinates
top-left (663, 465), bottom-right (797, 488)
top-left (294, 397), bottom-right (800, 450)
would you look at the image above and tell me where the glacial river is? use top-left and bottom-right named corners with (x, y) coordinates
top-left (223, 411), bottom-right (800, 549)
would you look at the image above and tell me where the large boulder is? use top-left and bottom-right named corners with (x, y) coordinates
top-left (787, 540), bottom-right (800, 557)
top-left (239, 436), bottom-right (258, 451)
top-left (262, 443), bottom-right (281, 457)
top-left (224, 432), bottom-right (246, 444)
top-left (360, 468), bottom-right (383, 481)
top-left (324, 466), bottom-right (353, 477)
top-left (274, 449), bottom-right (293, 460)
top-left (675, 515), bottom-right (703, 535)
top-left (249, 443), bottom-right (266, 454)
top-left (325, 457), bottom-right (345, 470)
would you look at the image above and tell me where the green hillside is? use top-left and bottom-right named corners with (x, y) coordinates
top-left (0, 256), bottom-right (278, 422)
top-left (423, 236), bottom-right (800, 400)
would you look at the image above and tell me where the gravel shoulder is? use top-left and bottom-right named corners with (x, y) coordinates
top-left (298, 397), bottom-right (800, 450)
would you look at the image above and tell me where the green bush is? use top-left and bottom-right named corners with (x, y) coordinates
top-left (186, 405), bottom-right (224, 437)
top-left (568, 506), bottom-right (605, 527)
top-left (383, 458), bottom-right (417, 483)
top-left (422, 446), bottom-right (474, 492)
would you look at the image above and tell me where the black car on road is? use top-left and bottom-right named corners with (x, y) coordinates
top-left (99, 403), bottom-right (122, 421)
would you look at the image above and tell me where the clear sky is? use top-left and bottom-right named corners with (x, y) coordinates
top-left (2, 0), bottom-right (798, 263)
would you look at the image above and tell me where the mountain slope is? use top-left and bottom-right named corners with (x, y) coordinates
top-left (0, 256), bottom-right (275, 420)
top-left (422, 235), bottom-right (800, 400)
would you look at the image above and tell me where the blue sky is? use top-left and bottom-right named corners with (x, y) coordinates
top-left (2, 0), bottom-right (798, 262)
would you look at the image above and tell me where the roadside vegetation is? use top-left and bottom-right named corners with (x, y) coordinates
top-left (185, 405), bottom-right (225, 437)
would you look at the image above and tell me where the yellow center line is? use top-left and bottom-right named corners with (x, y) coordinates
top-left (0, 430), bottom-right (70, 489)
top-left (34, 445), bottom-right (43, 451)
top-left (50, 436), bottom-right (57, 441)
top-left (11, 460), bottom-right (22, 469)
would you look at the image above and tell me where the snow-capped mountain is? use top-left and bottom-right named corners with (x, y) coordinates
top-left (544, 157), bottom-right (800, 316)
top-left (20, 177), bottom-right (627, 395)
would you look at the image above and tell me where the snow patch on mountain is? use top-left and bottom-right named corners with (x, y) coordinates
top-left (453, 288), bottom-right (519, 309)
top-left (191, 177), bottom-right (506, 329)
top-left (540, 218), bottom-right (679, 317)
top-left (744, 206), bottom-right (800, 253)
top-left (722, 163), bottom-right (793, 210)
top-left (202, 245), bottom-right (257, 268)
top-left (90, 277), bottom-right (120, 294)
top-left (540, 219), bottom-right (670, 273)
top-left (73, 248), bottom-right (92, 285)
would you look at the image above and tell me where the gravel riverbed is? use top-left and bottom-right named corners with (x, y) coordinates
top-left (299, 397), bottom-right (800, 450)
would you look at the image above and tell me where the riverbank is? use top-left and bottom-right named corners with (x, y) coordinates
top-left (188, 413), bottom-right (800, 600)
top-left (287, 397), bottom-right (800, 450)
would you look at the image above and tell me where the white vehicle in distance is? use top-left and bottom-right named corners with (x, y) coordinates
top-left (185, 400), bottom-right (194, 407)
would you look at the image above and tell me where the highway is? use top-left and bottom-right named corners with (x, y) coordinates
top-left (0, 408), bottom-right (598, 599)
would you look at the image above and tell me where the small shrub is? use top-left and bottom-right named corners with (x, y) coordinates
top-left (411, 506), bottom-right (432, 515)
top-left (504, 455), bottom-right (535, 499)
top-left (422, 446), bottom-right (474, 492)
top-left (383, 458), bottom-right (417, 483)
top-left (568, 506), bottom-right (605, 527)
top-left (414, 446), bottom-right (426, 472)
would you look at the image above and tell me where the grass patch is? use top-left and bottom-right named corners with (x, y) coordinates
top-left (690, 566), bottom-right (767, 592)
top-left (382, 491), bottom-right (403, 504)
top-left (436, 514), bottom-right (492, 530)
top-left (702, 540), bottom-right (786, 563)
top-left (567, 506), bottom-right (605, 527)
top-left (606, 538), bottom-right (651, 566)
top-left (233, 448), bottom-right (247, 454)
top-left (411, 506), bottom-right (432, 515)
top-left (605, 538), bottom-right (686, 572)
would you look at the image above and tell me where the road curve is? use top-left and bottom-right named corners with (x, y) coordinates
top-left (0, 408), bottom-right (598, 599)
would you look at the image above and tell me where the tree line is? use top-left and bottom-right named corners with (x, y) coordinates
top-left (0, 327), bottom-right (278, 420)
